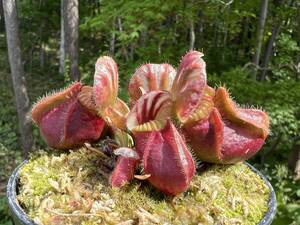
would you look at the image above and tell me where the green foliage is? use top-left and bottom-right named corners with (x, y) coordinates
top-left (0, 40), bottom-right (20, 151)
top-left (0, 144), bottom-right (21, 225)
top-left (0, 197), bottom-right (12, 225)
top-left (259, 164), bottom-right (300, 225)
top-left (0, 80), bottom-right (19, 150)
top-left (271, 33), bottom-right (300, 81)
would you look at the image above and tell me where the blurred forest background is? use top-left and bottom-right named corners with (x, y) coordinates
top-left (0, 0), bottom-right (299, 224)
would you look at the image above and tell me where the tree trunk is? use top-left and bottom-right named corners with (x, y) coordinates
top-left (222, 5), bottom-right (231, 62)
top-left (140, 28), bottom-right (147, 47)
top-left (0, 0), bottom-right (4, 32)
top-left (222, 26), bottom-right (228, 63)
top-left (297, 3), bottom-right (300, 80)
top-left (59, 0), bottom-right (65, 74)
top-left (109, 19), bottom-right (115, 56)
top-left (3, 0), bottom-right (33, 158)
top-left (260, 0), bottom-right (295, 81)
top-left (183, 0), bottom-right (196, 50)
top-left (297, 3), bottom-right (300, 63)
top-left (196, 10), bottom-right (203, 49)
top-left (117, 17), bottom-right (129, 62)
top-left (259, 24), bottom-right (281, 81)
top-left (239, 18), bottom-right (250, 58)
top-left (252, 0), bottom-right (269, 79)
top-left (39, 24), bottom-right (45, 69)
top-left (63, 0), bottom-right (68, 50)
top-left (158, 40), bottom-right (163, 56)
top-left (129, 43), bottom-right (134, 61)
top-left (288, 137), bottom-right (300, 181)
top-left (65, 0), bottom-right (79, 81)
top-left (39, 42), bottom-right (45, 68)
top-left (189, 20), bottom-right (195, 50)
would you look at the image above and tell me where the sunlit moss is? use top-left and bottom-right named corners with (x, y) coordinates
top-left (18, 148), bottom-right (270, 225)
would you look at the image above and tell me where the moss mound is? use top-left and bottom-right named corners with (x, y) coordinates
top-left (18, 148), bottom-right (270, 225)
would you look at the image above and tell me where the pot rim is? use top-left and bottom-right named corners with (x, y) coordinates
top-left (6, 160), bottom-right (36, 224)
top-left (7, 160), bottom-right (276, 225)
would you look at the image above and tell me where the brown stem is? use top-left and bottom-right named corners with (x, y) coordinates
top-left (3, 0), bottom-right (34, 158)
top-left (252, 0), bottom-right (269, 79)
top-left (288, 137), bottom-right (300, 180)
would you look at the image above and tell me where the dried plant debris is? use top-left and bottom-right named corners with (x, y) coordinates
top-left (18, 148), bottom-right (270, 225)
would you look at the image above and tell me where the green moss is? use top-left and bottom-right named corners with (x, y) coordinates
top-left (18, 148), bottom-right (270, 225)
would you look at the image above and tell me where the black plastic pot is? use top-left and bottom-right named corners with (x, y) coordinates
top-left (7, 161), bottom-right (277, 225)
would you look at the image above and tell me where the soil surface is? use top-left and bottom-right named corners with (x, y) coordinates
top-left (17, 148), bottom-right (270, 225)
